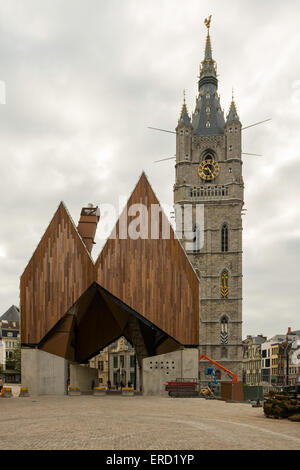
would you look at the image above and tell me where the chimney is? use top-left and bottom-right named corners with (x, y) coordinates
top-left (77, 204), bottom-right (100, 253)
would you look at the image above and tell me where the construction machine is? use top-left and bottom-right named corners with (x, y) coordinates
top-left (199, 354), bottom-right (238, 383)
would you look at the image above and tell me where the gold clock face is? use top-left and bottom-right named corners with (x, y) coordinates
top-left (198, 158), bottom-right (220, 181)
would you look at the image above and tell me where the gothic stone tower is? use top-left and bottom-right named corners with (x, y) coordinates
top-left (174, 19), bottom-right (243, 380)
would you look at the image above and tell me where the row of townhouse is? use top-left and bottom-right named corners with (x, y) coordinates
top-left (243, 328), bottom-right (300, 387)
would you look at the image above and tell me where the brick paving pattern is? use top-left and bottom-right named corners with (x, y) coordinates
top-left (0, 395), bottom-right (300, 450)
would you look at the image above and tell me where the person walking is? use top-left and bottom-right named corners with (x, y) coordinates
top-left (0, 377), bottom-right (5, 397)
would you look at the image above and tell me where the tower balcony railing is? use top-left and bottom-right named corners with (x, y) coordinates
top-left (190, 185), bottom-right (229, 199)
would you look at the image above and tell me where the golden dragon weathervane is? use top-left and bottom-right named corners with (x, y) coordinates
top-left (204, 15), bottom-right (212, 31)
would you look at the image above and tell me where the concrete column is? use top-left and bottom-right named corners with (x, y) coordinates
top-left (21, 347), bottom-right (68, 396)
top-left (69, 363), bottom-right (98, 393)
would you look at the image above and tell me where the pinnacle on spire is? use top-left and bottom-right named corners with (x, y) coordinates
top-left (177, 90), bottom-right (192, 128)
top-left (226, 90), bottom-right (240, 123)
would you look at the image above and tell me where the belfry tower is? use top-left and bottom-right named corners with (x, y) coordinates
top-left (174, 17), bottom-right (243, 380)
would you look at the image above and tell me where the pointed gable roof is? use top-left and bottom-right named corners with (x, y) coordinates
top-left (95, 172), bottom-right (199, 346)
top-left (20, 202), bottom-right (95, 345)
top-left (0, 305), bottom-right (20, 322)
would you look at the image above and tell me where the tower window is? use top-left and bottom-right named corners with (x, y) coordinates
top-left (221, 224), bottom-right (229, 252)
top-left (192, 224), bottom-right (201, 252)
top-left (221, 270), bottom-right (229, 298)
top-left (185, 153), bottom-right (189, 161)
top-left (229, 145), bottom-right (233, 151)
top-left (220, 316), bottom-right (229, 344)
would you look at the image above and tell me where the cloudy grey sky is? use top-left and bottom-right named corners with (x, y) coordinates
top-left (0, 0), bottom-right (299, 339)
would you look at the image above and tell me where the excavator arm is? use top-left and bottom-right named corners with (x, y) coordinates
top-left (199, 354), bottom-right (238, 383)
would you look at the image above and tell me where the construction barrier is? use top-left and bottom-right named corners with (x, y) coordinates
top-left (68, 386), bottom-right (81, 396)
top-left (221, 382), bottom-right (245, 402)
top-left (121, 387), bottom-right (135, 396)
top-left (243, 385), bottom-right (264, 402)
top-left (19, 387), bottom-right (30, 397)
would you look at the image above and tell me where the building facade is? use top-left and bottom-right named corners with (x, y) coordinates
top-left (289, 337), bottom-right (300, 385)
top-left (89, 347), bottom-right (109, 386)
top-left (108, 337), bottom-right (137, 388)
top-left (88, 337), bottom-right (138, 389)
top-left (174, 18), bottom-right (243, 379)
top-left (261, 336), bottom-right (283, 385)
top-left (242, 335), bottom-right (266, 385)
top-left (260, 330), bottom-right (300, 386)
top-left (0, 305), bottom-right (21, 383)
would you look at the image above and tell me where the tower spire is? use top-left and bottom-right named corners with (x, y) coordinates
top-left (226, 88), bottom-right (240, 123)
top-left (204, 15), bottom-right (212, 60)
top-left (177, 89), bottom-right (192, 128)
top-left (192, 16), bottom-right (225, 136)
top-left (199, 15), bottom-right (217, 88)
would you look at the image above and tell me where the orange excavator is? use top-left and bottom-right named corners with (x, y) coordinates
top-left (199, 354), bottom-right (238, 384)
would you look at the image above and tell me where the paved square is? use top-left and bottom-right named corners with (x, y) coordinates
top-left (0, 395), bottom-right (300, 450)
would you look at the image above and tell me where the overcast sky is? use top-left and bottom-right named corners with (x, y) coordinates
top-left (0, 0), bottom-right (299, 339)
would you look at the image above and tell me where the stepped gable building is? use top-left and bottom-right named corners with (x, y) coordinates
top-left (174, 17), bottom-right (243, 379)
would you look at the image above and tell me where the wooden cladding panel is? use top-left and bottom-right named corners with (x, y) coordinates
top-left (20, 203), bottom-right (94, 345)
top-left (95, 173), bottom-right (199, 345)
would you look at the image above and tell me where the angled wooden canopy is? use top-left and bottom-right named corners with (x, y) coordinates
top-left (20, 172), bottom-right (199, 358)
top-left (95, 172), bottom-right (199, 346)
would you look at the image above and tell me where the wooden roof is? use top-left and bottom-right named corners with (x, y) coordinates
top-left (21, 173), bottom-right (199, 349)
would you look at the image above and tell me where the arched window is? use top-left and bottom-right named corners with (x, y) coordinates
top-left (220, 317), bottom-right (229, 344)
top-left (221, 224), bottom-right (228, 252)
top-left (221, 270), bottom-right (229, 298)
top-left (192, 224), bottom-right (201, 252)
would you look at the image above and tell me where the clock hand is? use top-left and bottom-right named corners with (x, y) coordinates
top-left (204, 166), bottom-right (213, 175)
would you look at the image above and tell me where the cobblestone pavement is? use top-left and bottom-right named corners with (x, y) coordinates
top-left (0, 395), bottom-right (300, 450)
